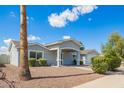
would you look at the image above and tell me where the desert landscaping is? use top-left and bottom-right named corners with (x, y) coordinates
top-left (0, 64), bottom-right (103, 88)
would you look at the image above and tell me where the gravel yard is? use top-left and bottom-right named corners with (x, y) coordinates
top-left (0, 64), bottom-right (104, 88)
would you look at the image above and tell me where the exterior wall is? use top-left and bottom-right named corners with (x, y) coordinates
top-left (44, 50), bottom-right (57, 66)
top-left (86, 54), bottom-right (96, 62)
top-left (62, 51), bottom-right (74, 65)
top-left (9, 44), bottom-right (19, 66)
top-left (0, 54), bottom-right (10, 64)
top-left (28, 45), bottom-right (57, 66)
top-left (80, 54), bottom-right (97, 65)
top-left (45, 41), bottom-right (81, 66)
top-left (61, 41), bottom-right (80, 65)
top-left (80, 54), bottom-right (85, 60)
top-left (9, 40), bottom-right (81, 67)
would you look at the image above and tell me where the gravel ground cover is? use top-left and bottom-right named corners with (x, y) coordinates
top-left (0, 64), bottom-right (103, 88)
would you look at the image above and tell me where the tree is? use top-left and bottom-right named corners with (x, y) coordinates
top-left (109, 32), bottom-right (121, 46)
top-left (102, 32), bottom-right (124, 61)
top-left (102, 43), bottom-right (117, 57)
top-left (19, 5), bottom-right (31, 80)
top-left (115, 38), bottom-right (124, 61)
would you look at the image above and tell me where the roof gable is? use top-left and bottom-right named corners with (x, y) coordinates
top-left (45, 39), bottom-right (82, 47)
top-left (9, 39), bottom-right (82, 51)
top-left (9, 40), bottom-right (49, 51)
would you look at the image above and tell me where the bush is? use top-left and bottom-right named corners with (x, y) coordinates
top-left (80, 60), bottom-right (83, 65)
top-left (28, 58), bottom-right (36, 67)
top-left (91, 56), bottom-right (108, 74)
top-left (105, 56), bottom-right (121, 71)
top-left (91, 55), bottom-right (121, 74)
top-left (38, 58), bottom-right (47, 66)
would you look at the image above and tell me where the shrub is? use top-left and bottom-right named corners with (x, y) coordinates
top-left (105, 56), bottom-right (121, 71)
top-left (91, 55), bottom-right (121, 74)
top-left (38, 58), bottom-right (47, 66)
top-left (28, 58), bottom-right (36, 67)
top-left (91, 56), bottom-right (108, 74)
top-left (80, 60), bottom-right (83, 65)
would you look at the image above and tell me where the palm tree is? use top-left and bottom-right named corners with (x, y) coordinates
top-left (19, 5), bottom-right (31, 80)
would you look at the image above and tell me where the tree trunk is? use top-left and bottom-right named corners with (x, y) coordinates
top-left (19, 5), bottom-right (31, 81)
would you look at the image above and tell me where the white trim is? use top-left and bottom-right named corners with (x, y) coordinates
top-left (49, 48), bottom-right (58, 51)
top-left (61, 47), bottom-right (80, 52)
top-left (28, 50), bottom-right (44, 60)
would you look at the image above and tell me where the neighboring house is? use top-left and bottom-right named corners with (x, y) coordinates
top-left (0, 51), bottom-right (9, 65)
top-left (80, 49), bottom-right (99, 65)
top-left (8, 38), bottom-right (82, 67)
top-left (0, 54), bottom-right (9, 64)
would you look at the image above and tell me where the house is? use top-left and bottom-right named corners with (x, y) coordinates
top-left (8, 38), bottom-right (82, 67)
top-left (80, 49), bottom-right (99, 65)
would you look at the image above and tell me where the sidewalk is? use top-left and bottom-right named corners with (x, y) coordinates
top-left (75, 75), bottom-right (124, 88)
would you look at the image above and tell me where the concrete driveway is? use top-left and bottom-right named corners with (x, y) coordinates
top-left (75, 66), bottom-right (124, 88)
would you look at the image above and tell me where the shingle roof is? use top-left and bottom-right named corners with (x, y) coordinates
top-left (80, 49), bottom-right (99, 55)
top-left (10, 39), bottom-right (82, 51)
top-left (10, 40), bottom-right (49, 50)
top-left (44, 38), bottom-right (82, 47)
top-left (11, 40), bottom-right (20, 48)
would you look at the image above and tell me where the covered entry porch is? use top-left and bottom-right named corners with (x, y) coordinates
top-left (50, 47), bottom-right (80, 67)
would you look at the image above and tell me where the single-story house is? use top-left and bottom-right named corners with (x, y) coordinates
top-left (80, 49), bottom-right (99, 65)
top-left (8, 38), bottom-right (82, 67)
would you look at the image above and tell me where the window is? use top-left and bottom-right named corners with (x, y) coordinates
top-left (37, 52), bottom-right (42, 59)
top-left (30, 51), bottom-right (36, 58)
top-left (29, 51), bottom-right (43, 60)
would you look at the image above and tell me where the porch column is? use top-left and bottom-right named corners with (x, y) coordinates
top-left (77, 51), bottom-right (80, 65)
top-left (57, 48), bottom-right (61, 67)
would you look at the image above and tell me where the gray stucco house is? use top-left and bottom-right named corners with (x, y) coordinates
top-left (80, 49), bottom-right (99, 65)
top-left (8, 38), bottom-right (82, 67)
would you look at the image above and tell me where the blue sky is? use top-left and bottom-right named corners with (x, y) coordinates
top-left (0, 5), bottom-right (124, 53)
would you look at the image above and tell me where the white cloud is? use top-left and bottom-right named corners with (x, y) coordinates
top-left (48, 5), bottom-right (97, 28)
top-left (48, 14), bottom-right (66, 28)
top-left (26, 16), bottom-right (34, 24)
top-left (0, 38), bottom-right (13, 54)
top-left (4, 38), bottom-right (12, 46)
top-left (10, 11), bottom-right (16, 17)
top-left (63, 35), bottom-right (71, 39)
top-left (73, 6), bottom-right (97, 15)
top-left (28, 35), bottom-right (41, 41)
